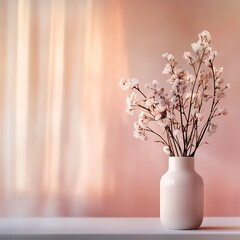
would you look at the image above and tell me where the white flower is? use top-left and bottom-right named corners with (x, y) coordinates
top-left (191, 108), bottom-right (198, 116)
top-left (119, 77), bottom-right (129, 90)
top-left (199, 70), bottom-right (211, 89)
top-left (205, 51), bottom-right (217, 67)
top-left (215, 67), bottom-right (223, 78)
top-left (183, 51), bottom-right (192, 59)
top-left (199, 30), bottom-right (211, 40)
top-left (219, 67), bottom-right (223, 72)
top-left (173, 129), bottom-right (181, 137)
top-left (215, 88), bottom-right (226, 100)
top-left (119, 77), bottom-right (139, 90)
top-left (196, 92), bottom-right (202, 104)
top-left (162, 53), bottom-right (169, 58)
top-left (159, 105), bottom-right (167, 112)
top-left (133, 122), bottom-right (148, 141)
top-left (205, 46), bottom-right (212, 54)
top-left (216, 77), bottom-right (224, 87)
top-left (163, 146), bottom-right (171, 155)
top-left (162, 53), bottom-right (174, 61)
top-left (198, 30), bottom-right (211, 45)
top-left (151, 105), bottom-right (164, 121)
top-left (185, 92), bottom-right (192, 99)
top-left (183, 52), bottom-right (194, 64)
top-left (185, 72), bottom-right (194, 84)
top-left (172, 78), bottom-right (180, 91)
top-left (191, 42), bottom-right (201, 52)
top-left (226, 83), bottom-right (231, 88)
top-left (213, 50), bottom-right (218, 56)
top-left (207, 123), bottom-right (217, 136)
top-left (158, 98), bottom-right (166, 106)
top-left (162, 53), bottom-right (178, 67)
top-left (150, 97), bottom-right (167, 113)
top-left (152, 80), bottom-right (158, 85)
top-left (186, 92), bottom-right (201, 106)
top-left (153, 112), bottom-right (162, 121)
top-left (170, 95), bottom-right (178, 106)
top-left (166, 54), bottom-right (175, 62)
top-left (126, 92), bottom-right (138, 115)
top-left (218, 107), bottom-right (227, 115)
top-left (145, 98), bottom-right (155, 108)
top-left (138, 111), bottom-right (151, 129)
top-left (186, 92), bottom-right (197, 102)
top-left (167, 112), bottom-right (175, 120)
top-left (130, 78), bottom-right (139, 87)
top-left (120, 30), bottom-right (229, 156)
top-left (167, 77), bottom-right (174, 84)
top-left (204, 59), bottom-right (211, 67)
top-left (158, 118), bottom-right (170, 129)
top-left (162, 63), bottom-right (172, 75)
top-left (196, 113), bottom-right (204, 121)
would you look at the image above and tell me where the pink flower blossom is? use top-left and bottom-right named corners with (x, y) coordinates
top-left (126, 92), bottom-right (138, 115)
top-left (120, 30), bottom-right (229, 156)
top-left (119, 77), bottom-right (139, 90)
top-left (163, 146), bottom-right (171, 155)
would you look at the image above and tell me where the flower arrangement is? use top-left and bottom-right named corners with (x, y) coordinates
top-left (119, 30), bottom-right (230, 157)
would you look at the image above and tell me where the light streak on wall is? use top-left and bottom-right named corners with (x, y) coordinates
top-left (15, 0), bottom-right (30, 192)
top-left (43, 0), bottom-right (65, 194)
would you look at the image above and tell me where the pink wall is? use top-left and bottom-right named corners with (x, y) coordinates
top-left (0, 0), bottom-right (239, 217)
top-left (111, 0), bottom-right (240, 217)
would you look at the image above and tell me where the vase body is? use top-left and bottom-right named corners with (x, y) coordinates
top-left (160, 157), bottom-right (204, 230)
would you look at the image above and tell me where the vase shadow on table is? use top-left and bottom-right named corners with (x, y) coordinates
top-left (199, 226), bottom-right (240, 231)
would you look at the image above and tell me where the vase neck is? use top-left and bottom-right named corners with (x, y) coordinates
top-left (168, 157), bottom-right (195, 171)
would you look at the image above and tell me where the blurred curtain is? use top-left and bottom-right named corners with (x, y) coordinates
top-left (0, 0), bottom-right (127, 216)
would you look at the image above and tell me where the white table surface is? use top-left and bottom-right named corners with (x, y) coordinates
top-left (0, 217), bottom-right (239, 240)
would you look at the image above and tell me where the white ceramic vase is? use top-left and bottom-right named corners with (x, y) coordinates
top-left (160, 157), bottom-right (204, 230)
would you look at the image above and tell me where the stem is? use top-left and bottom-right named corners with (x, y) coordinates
top-left (145, 126), bottom-right (169, 146)
top-left (188, 130), bottom-right (196, 156)
top-left (186, 116), bottom-right (195, 146)
top-left (192, 60), bottom-right (217, 154)
top-left (188, 119), bottom-right (198, 156)
top-left (166, 131), bottom-right (175, 156)
top-left (166, 126), bottom-right (183, 156)
top-left (185, 49), bottom-right (205, 152)
top-left (170, 120), bottom-right (180, 156)
top-left (176, 89), bottom-right (187, 155)
top-left (137, 104), bottom-right (153, 115)
top-left (133, 86), bottom-right (147, 98)
top-left (194, 101), bottom-right (218, 151)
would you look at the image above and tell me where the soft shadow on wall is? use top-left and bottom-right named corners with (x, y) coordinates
top-left (0, 0), bottom-right (239, 216)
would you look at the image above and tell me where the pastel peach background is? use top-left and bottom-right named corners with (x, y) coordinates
top-left (0, 0), bottom-right (239, 216)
